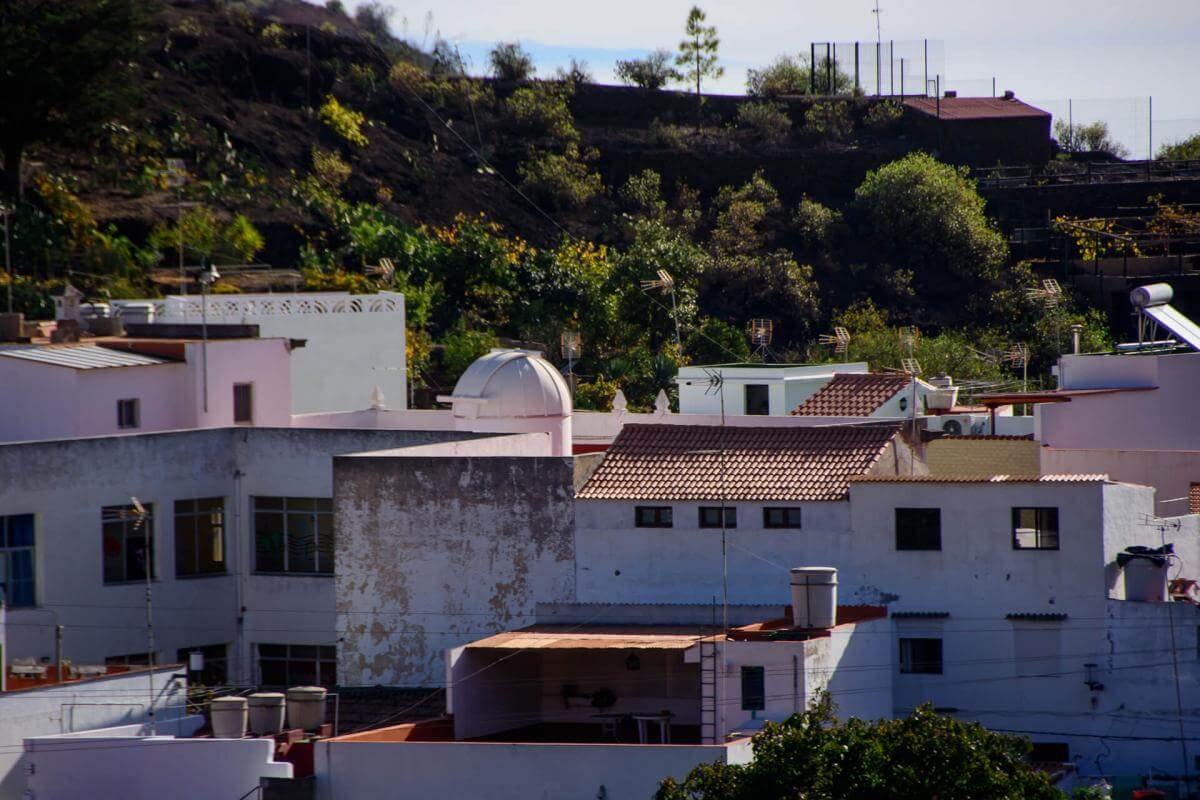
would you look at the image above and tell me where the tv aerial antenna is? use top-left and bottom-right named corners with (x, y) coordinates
top-left (1000, 343), bottom-right (1030, 393)
top-left (640, 269), bottom-right (681, 351)
top-left (1026, 278), bottom-right (1062, 308)
top-left (748, 319), bottom-right (774, 360)
top-left (560, 330), bottom-right (581, 396)
top-left (368, 257), bottom-right (396, 282)
top-left (818, 326), bottom-right (851, 361)
top-left (106, 499), bottom-right (157, 735)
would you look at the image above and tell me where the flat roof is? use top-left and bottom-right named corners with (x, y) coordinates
top-left (0, 344), bottom-right (171, 370)
top-left (850, 473), bottom-right (1108, 484)
top-left (465, 625), bottom-right (719, 651)
top-left (975, 387), bottom-right (1155, 407)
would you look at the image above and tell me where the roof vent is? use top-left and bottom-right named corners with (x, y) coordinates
top-left (1002, 90), bottom-right (1015, 100)
top-left (790, 567), bottom-right (838, 629)
top-left (943, 90), bottom-right (957, 98)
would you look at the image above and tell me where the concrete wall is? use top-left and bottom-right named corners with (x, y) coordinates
top-left (24, 717), bottom-right (290, 800)
top-left (186, 339), bottom-right (292, 429)
top-left (0, 667), bottom-right (186, 800)
top-left (1043, 446), bottom-right (1200, 516)
top-left (0, 427), bottom-right (475, 682)
top-left (927, 437), bottom-right (1041, 476)
top-left (676, 364), bottom-right (869, 416)
top-left (314, 737), bottom-right (752, 800)
top-left (335, 453), bottom-right (578, 686)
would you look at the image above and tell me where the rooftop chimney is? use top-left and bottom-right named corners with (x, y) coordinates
top-left (790, 567), bottom-right (838, 629)
top-left (943, 90), bottom-right (957, 98)
top-left (1002, 90), bottom-right (1015, 100)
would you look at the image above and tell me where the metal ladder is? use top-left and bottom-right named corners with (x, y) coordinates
top-left (699, 638), bottom-right (718, 744)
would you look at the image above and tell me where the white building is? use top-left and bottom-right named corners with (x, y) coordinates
top-left (676, 362), bottom-right (869, 415)
top-left (112, 291), bottom-right (407, 413)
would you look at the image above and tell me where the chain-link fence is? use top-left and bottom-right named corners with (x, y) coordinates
top-left (809, 39), bottom-right (945, 97)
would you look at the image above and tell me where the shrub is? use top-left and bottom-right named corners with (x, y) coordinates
top-left (259, 22), bottom-right (288, 47)
top-left (353, 1), bottom-right (393, 40)
top-left (555, 57), bottom-right (593, 86)
top-left (489, 41), bottom-right (535, 82)
top-left (171, 16), bottom-right (203, 39)
top-left (441, 328), bottom-right (499, 377)
top-left (746, 54), bottom-right (807, 97)
top-left (649, 118), bottom-right (689, 149)
top-left (504, 84), bottom-right (578, 143)
top-left (318, 96), bottom-right (369, 147)
top-left (1158, 132), bottom-right (1200, 161)
top-left (792, 196), bottom-right (842, 246)
top-left (311, 147), bottom-right (352, 189)
top-left (803, 100), bottom-right (853, 142)
top-left (864, 99), bottom-right (903, 130)
top-left (518, 145), bottom-right (603, 210)
top-left (573, 376), bottom-right (623, 411)
top-left (1054, 119), bottom-right (1129, 159)
top-left (737, 101), bottom-right (791, 143)
top-left (614, 50), bottom-right (681, 90)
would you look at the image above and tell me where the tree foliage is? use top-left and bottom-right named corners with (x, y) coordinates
top-left (489, 41), bottom-right (535, 82)
top-left (656, 695), bottom-right (1062, 800)
top-left (0, 0), bottom-right (157, 198)
top-left (1053, 119), bottom-right (1129, 159)
top-left (747, 54), bottom-right (852, 97)
top-left (675, 6), bottom-right (723, 130)
top-left (615, 50), bottom-right (682, 90)
top-left (1157, 132), bottom-right (1200, 161)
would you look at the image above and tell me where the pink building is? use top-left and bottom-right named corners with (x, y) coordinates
top-left (0, 338), bottom-right (293, 442)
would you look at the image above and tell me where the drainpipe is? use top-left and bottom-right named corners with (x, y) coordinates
top-left (55, 624), bottom-right (63, 682)
top-left (233, 468), bottom-right (247, 684)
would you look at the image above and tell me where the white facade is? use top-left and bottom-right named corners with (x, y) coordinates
top-left (114, 291), bottom-right (407, 414)
top-left (676, 362), bottom-right (869, 416)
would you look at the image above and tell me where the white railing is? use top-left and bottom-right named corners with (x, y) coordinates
top-left (111, 292), bottom-right (403, 321)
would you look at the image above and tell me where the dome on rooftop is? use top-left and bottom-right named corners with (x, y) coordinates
top-left (444, 349), bottom-right (571, 419)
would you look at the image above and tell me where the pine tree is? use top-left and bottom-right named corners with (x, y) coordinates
top-left (675, 6), bottom-right (723, 133)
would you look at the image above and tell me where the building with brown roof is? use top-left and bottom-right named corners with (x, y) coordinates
top-left (790, 373), bottom-right (933, 418)
top-left (903, 93), bottom-right (1052, 166)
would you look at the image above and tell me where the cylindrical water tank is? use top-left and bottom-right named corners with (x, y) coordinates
top-left (117, 302), bottom-right (156, 325)
top-left (286, 686), bottom-right (328, 731)
top-left (1130, 283), bottom-right (1173, 308)
top-left (210, 696), bottom-right (248, 739)
top-left (248, 692), bottom-right (286, 736)
top-left (790, 567), bottom-right (838, 629)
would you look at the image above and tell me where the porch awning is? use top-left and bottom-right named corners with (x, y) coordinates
top-left (464, 625), bottom-right (718, 651)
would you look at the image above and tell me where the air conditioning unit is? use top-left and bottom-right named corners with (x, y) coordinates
top-left (942, 419), bottom-right (964, 436)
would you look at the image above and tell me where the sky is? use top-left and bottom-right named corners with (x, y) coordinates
top-left (348, 0), bottom-right (1200, 158)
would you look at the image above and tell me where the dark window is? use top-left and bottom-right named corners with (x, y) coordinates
top-left (257, 643), bottom-right (337, 688)
top-left (1012, 507), bottom-right (1059, 550)
top-left (635, 506), bottom-right (673, 528)
top-left (117, 398), bottom-right (139, 429)
top-left (763, 507), bottom-right (802, 529)
top-left (177, 643), bottom-right (229, 686)
top-left (1, 514), bottom-right (35, 607)
top-left (175, 498), bottom-right (226, 577)
top-left (745, 384), bottom-right (770, 415)
top-left (740, 665), bottom-right (765, 711)
top-left (105, 652), bottom-right (152, 667)
top-left (1029, 742), bottom-right (1070, 762)
top-left (899, 637), bottom-right (943, 674)
top-left (233, 383), bottom-right (253, 424)
top-left (102, 504), bottom-right (154, 584)
top-left (699, 506), bottom-right (737, 528)
top-left (253, 497), bottom-right (334, 574)
top-left (895, 508), bottom-right (942, 551)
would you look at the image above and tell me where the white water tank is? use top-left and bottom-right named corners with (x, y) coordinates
top-left (117, 302), bottom-right (156, 325)
top-left (248, 692), bottom-right (286, 736)
top-left (210, 696), bottom-right (248, 739)
top-left (286, 686), bottom-right (328, 731)
top-left (1124, 559), bottom-right (1168, 602)
top-left (790, 567), bottom-right (838, 629)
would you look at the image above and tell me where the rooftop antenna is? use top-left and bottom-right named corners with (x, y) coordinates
top-left (1000, 343), bottom-right (1030, 394)
top-left (898, 328), bottom-right (921, 474)
top-left (198, 263), bottom-right (220, 413)
top-left (560, 330), bottom-right (581, 397)
top-left (818, 326), bottom-right (852, 362)
top-left (1025, 278), bottom-right (1062, 308)
top-left (158, 159), bottom-right (195, 296)
top-left (367, 257), bottom-right (395, 283)
top-left (702, 368), bottom-right (729, 637)
top-left (748, 319), bottom-right (773, 361)
top-left (872, 0), bottom-right (883, 94)
top-left (640, 269), bottom-right (681, 352)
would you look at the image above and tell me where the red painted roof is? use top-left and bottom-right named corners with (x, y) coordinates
top-left (791, 373), bottom-right (910, 417)
top-left (576, 423), bottom-right (901, 501)
top-left (904, 96), bottom-right (1051, 121)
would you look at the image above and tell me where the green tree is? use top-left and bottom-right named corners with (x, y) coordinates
top-left (615, 50), bottom-right (682, 90)
top-left (1157, 132), bottom-right (1200, 161)
top-left (440, 327), bottom-right (499, 379)
top-left (685, 318), bottom-right (750, 364)
top-left (489, 41), bottom-right (535, 82)
top-left (656, 695), bottom-right (1062, 800)
top-left (1053, 119), bottom-right (1129, 159)
top-left (675, 6), bottom-right (723, 132)
top-left (146, 206), bottom-right (264, 266)
top-left (0, 0), bottom-right (156, 199)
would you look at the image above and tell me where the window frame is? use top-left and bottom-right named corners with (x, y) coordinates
top-left (253, 496), bottom-right (335, 575)
top-left (762, 507), bottom-right (802, 529)
top-left (744, 384), bottom-right (770, 416)
top-left (116, 398), bottom-right (140, 430)
top-left (740, 665), bottom-right (766, 711)
top-left (102, 503), bottom-right (155, 584)
top-left (256, 643), bottom-right (337, 688)
top-left (898, 637), bottom-right (943, 675)
top-left (174, 498), bottom-right (227, 578)
top-left (1011, 507), bottom-right (1060, 551)
top-left (0, 513), bottom-right (36, 607)
top-left (233, 382), bottom-right (254, 424)
top-left (698, 506), bottom-right (737, 529)
top-left (895, 508), bottom-right (942, 551)
top-left (634, 506), bottom-right (673, 529)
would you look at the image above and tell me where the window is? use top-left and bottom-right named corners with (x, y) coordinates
top-left (106, 652), bottom-right (152, 667)
top-left (763, 507), bottom-right (802, 529)
top-left (102, 504), bottom-right (154, 584)
top-left (0, 514), bottom-right (35, 607)
top-left (177, 643), bottom-right (228, 686)
top-left (257, 643), bottom-right (336, 687)
top-left (745, 384), bottom-right (770, 415)
top-left (634, 506), bottom-right (673, 528)
top-left (117, 398), bottom-right (140, 429)
top-left (699, 506), bottom-right (737, 529)
top-left (1012, 507), bottom-right (1059, 550)
top-left (253, 497), bottom-right (334, 574)
top-left (899, 637), bottom-right (943, 674)
top-left (1013, 622), bottom-right (1062, 677)
top-left (895, 508), bottom-right (941, 551)
top-left (740, 665), bottom-right (765, 711)
top-left (1029, 742), bottom-right (1070, 762)
top-left (175, 498), bottom-right (226, 577)
top-left (233, 383), bottom-right (253, 424)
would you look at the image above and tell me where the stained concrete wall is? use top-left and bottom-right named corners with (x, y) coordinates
top-left (927, 437), bottom-right (1041, 476)
top-left (335, 453), bottom-right (578, 687)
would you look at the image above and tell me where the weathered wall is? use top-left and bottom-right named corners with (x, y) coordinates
top-left (928, 437), bottom-right (1041, 476)
top-left (335, 454), bottom-right (577, 686)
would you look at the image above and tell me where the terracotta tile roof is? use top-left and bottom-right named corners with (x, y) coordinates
top-left (791, 373), bottom-right (910, 417)
top-left (576, 423), bottom-right (901, 501)
top-left (903, 96), bottom-right (1051, 121)
top-left (849, 473), bottom-right (1108, 483)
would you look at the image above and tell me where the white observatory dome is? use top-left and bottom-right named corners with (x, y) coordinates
top-left (442, 349), bottom-right (571, 419)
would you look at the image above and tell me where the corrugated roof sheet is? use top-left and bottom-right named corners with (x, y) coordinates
top-left (577, 423), bottom-right (901, 501)
top-left (465, 625), bottom-right (716, 651)
top-left (0, 344), bottom-right (170, 370)
top-left (791, 373), bottom-right (910, 417)
top-left (850, 473), bottom-right (1108, 483)
top-left (904, 96), bottom-right (1051, 121)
